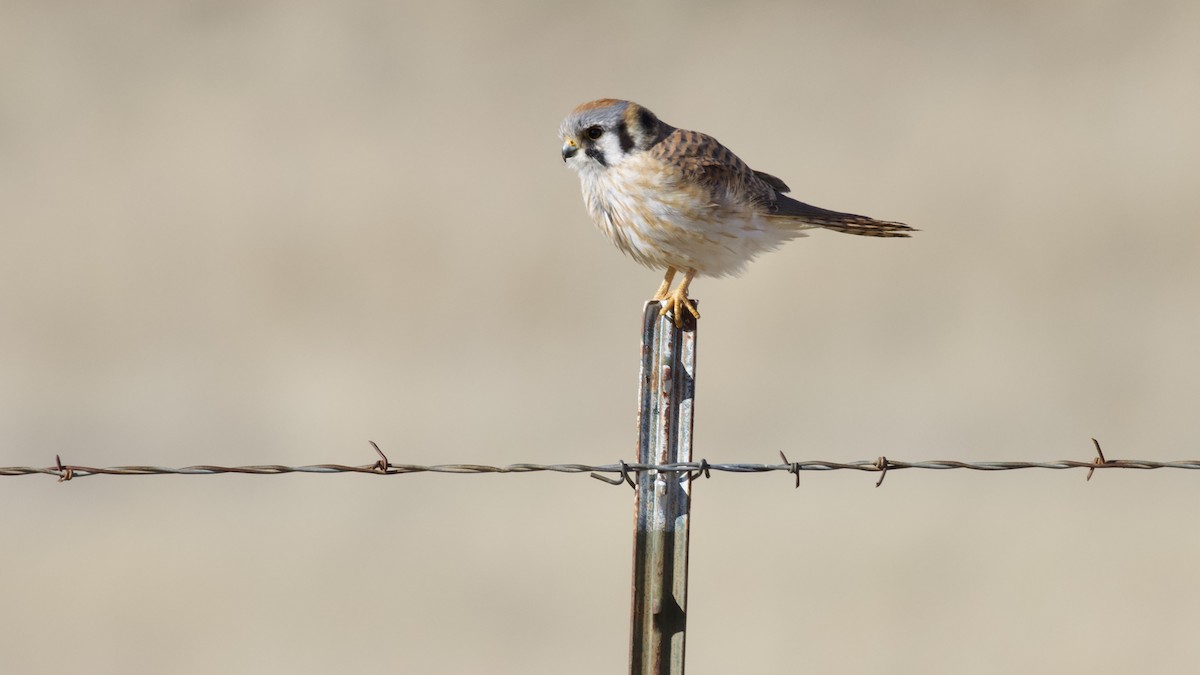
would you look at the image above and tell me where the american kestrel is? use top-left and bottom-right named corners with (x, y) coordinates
top-left (560, 99), bottom-right (913, 326)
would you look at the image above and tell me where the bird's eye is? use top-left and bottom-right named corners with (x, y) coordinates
top-left (585, 126), bottom-right (604, 140)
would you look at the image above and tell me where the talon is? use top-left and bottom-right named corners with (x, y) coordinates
top-left (671, 296), bottom-right (700, 327)
top-left (657, 269), bottom-right (699, 327)
top-left (680, 296), bottom-right (700, 321)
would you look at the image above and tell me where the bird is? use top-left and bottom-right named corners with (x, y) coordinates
top-left (559, 98), bottom-right (914, 326)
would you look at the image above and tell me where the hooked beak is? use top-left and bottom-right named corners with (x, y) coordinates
top-left (561, 140), bottom-right (578, 162)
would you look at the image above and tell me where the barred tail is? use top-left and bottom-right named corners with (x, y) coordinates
top-left (768, 193), bottom-right (915, 238)
top-left (815, 216), bottom-right (914, 238)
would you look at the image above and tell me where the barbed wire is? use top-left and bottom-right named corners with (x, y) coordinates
top-left (2, 440), bottom-right (1198, 487)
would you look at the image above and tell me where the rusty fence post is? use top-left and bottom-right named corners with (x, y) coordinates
top-left (629, 300), bottom-right (697, 675)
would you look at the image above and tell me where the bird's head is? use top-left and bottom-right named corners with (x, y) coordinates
top-left (559, 99), bottom-right (669, 175)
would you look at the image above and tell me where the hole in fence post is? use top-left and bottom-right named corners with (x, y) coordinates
top-left (629, 300), bottom-right (697, 675)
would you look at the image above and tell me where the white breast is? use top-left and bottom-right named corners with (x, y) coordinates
top-left (576, 154), bottom-right (807, 278)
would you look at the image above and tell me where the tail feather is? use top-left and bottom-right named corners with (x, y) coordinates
top-left (768, 193), bottom-right (915, 238)
top-left (815, 217), bottom-right (914, 238)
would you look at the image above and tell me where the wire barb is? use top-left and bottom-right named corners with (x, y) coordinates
top-left (779, 451), bottom-right (800, 488)
top-left (368, 441), bottom-right (393, 474)
top-left (1087, 438), bottom-right (1107, 482)
top-left (55, 454), bottom-right (74, 483)
top-left (874, 456), bottom-right (890, 488)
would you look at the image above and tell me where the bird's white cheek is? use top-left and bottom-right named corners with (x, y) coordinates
top-left (595, 134), bottom-right (630, 166)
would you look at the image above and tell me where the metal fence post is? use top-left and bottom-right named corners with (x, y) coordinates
top-left (629, 300), bottom-right (697, 675)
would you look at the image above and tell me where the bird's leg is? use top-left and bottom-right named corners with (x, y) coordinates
top-left (652, 268), bottom-right (677, 301)
top-left (658, 268), bottom-right (700, 327)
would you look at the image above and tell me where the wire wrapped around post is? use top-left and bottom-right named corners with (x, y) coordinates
top-left (629, 300), bottom-right (697, 674)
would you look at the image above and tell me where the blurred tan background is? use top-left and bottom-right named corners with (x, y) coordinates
top-left (3, 1), bottom-right (1200, 673)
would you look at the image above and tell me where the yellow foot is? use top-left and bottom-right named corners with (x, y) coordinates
top-left (657, 271), bottom-right (700, 327)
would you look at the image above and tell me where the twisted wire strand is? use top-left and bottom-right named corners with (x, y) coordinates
top-left (4, 443), bottom-right (1199, 483)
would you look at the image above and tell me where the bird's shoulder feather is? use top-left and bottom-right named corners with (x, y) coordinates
top-left (647, 129), bottom-right (783, 212)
